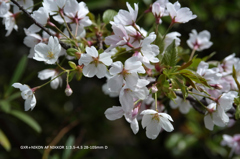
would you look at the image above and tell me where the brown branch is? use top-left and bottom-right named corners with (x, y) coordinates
top-left (11, 0), bottom-right (71, 50)
top-left (42, 120), bottom-right (80, 159)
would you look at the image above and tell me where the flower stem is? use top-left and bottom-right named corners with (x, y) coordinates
top-left (37, 71), bottom-right (67, 89)
top-left (155, 92), bottom-right (158, 112)
top-left (189, 48), bottom-right (196, 61)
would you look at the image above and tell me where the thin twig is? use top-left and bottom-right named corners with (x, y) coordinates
top-left (11, 0), bottom-right (71, 50)
top-left (42, 120), bottom-right (80, 159)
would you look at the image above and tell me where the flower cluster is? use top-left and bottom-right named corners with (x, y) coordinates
top-left (2, 0), bottom-right (239, 145)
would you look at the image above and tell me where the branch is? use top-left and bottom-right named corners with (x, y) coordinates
top-left (42, 120), bottom-right (79, 159)
top-left (175, 92), bottom-right (206, 114)
top-left (11, 0), bottom-right (71, 50)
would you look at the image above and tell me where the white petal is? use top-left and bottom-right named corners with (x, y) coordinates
top-left (96, 63), bottom-right (107, 78)
top-left (107, 74), bottom-right (123, 92)
top-left (146, 119), bottom-right (161, 140)
top-left (99, 53), bottom-right (112, 66)
top-left (160, 117), bottom-right (174, 132)
top-left (109, 61), bottom-right (123, 75)
top-left (82, 64), bottom-right (97, 78)
top-left (130, 118), bottom-right (139, 134)
top-left (204, 114), bottom-right (214, 130)
top-left (141, 114), bottom-right (152, 129)
top-left (86, 46), bottom-right (98, 57)
top-left (104, 106), bottom-right (124, 120)
top-left (38, 69), bottom-right (56, 80)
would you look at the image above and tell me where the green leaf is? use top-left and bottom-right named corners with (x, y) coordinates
top-left (68, 72), bottom-right (76, 82)
top-left (103, 9), bottom-right (117, 24)
top-left (0, 101), bottom-right (11, 113)
top-left (62, 136), bottom-right (75, 159)
top-left (234, 97), bottom-right (240, 120)
top-left (5, 55), bottom-right (27, 97)
top-left (177, 61), bottom-right (193, 71)
top-left (232, 66), bottom-right (240, 94)
top-left (179, 69), bottom-right (209, 87)
top-left (0, 129), bottom-right (11, 151)
top-left (162, 40), bottom-right (177, 67)
top-left (171, 75), bottom-right (188, 99)
top-left (202, 52), bottom-right (216, 61)
top-left (182, 75), bottom-right (198, 90)
top-left (5, 92), bottom-right (21, 102)
top-left (10, 110), bottom-right (41, 133)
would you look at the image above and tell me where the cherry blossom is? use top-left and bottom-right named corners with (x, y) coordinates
top-left (12, 83), bottom-right (37, 111)
top-left (28, 7), bottom-right (49, 33)
top-left (113, 2), bottom-right (138, 26)
top-left (42, 0), bottom-right (66, 15)
top-left (63, 0), bottom-right (91, 27)
top-left (1, 12), bottom-right (18, 36)
top-left (187, 29), bottom-right (213, 51)
top-left (107, 56), bottom-right (145, 92)
top-left (221, 134), bottom-right (240, 156)
top-left (105, 22), bottom-right (129, 51)
top-left (33, 36), bottom-right (61, 64)
top-left (78, 46), bottom-right (112, 78)
top-left (38, 69), bottom-right (62, 89)
top-left (152, 0), bottom-right (169, 24)
top-left (166, 1), bottom-right (197, 23)
top-left (0, 1), bottom-right (10, 16)
top-left (204, 91), bottom-right (238, 130)
top-left (141, 109), bottom-right (174, 139)
top-left (164, 32), bottom-right (181, 50)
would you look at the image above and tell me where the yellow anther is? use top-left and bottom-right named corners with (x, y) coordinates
top-left (47, 51), bottom-right (54, 58)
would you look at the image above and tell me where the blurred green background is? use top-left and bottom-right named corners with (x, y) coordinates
top-left (0, 0), bottom-right (240, 159)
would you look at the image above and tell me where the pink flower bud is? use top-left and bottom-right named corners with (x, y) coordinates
top-left (151, 85), bottom-right (158, 93)
top-left (65, 85), bottom-right (73, 96)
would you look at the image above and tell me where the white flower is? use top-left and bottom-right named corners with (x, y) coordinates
top-left (42, 0), bottom-right (66, 15)
top-left (78, 46), bottom-right (112, 78)
top-left (197, 61), bottom-right (222, 85)
top-left (141, 109), bottom-right (174, 139)
top-left (104, 105), bottom-right (140, 134)
top-left (187, 29), bottom-right (213, 51)
top-left (169, 96), bottom-right (191, 114)
top-left (113, 2), bottom-right (138, 26)
top-left (164, 32), bottom-right (181, 50)
top-left (105, 22), bottom-right (129, 51)
top-left (152, 0), bottom-right (169, 23)
top-left (38, 69), bottom-right (62, 89)
top-left (119, 79), bottom-right (149, 112)
top-left (28, 7), bottom-right (49, 33)
top-left (220, 53), bottom-right (240, 75)
top-left (166, 1), bottom-right (197, 23)
top-left (33, 36), bottom-right (61, 64)
top-left (63, 0), bottom-right (91, 27)
top-left (108, 56), bottom-right (145, 92)
top-left (138, 32), bottom-right (160, 64)
top-left (204, 91), bottom-right (238, 130)
top-left (221, 134), bottom-right (240, 156)
top-left (2, 12), bottom-right (18, 36)
top-left (12, 83), bottom-right (36, 111)
top-left (0, 1), bottom-right (10, 16)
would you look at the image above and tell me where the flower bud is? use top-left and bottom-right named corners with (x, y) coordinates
top-left (65, 84), bottom-right (73, 96)
top-left (151, 85), bottom-right (158, 93)
top-left (66, 48), bottom-right (78, 56)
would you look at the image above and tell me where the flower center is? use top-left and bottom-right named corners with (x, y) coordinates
top-left (152, 113), bottom-right (160, 122)
top-left (47, 51), bottom-right (54, 59)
